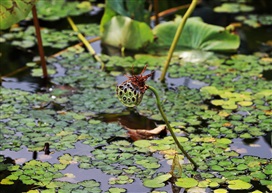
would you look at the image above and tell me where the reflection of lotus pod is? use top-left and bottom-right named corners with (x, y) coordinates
top-left (116, 81), bottom-right (143, 107)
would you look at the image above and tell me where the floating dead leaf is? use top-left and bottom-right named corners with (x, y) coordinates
top-left (15, 158), bottom-right (27, 164)
top-left (235, 148), bottom-right (247, 154)
top-left (264, 110), bottom-right (272, 115)
top-left (125, 125), bottom-right (167, 140)
top-left (261, 58), bottom-right (272, 63)
top-left (223, 122), bottom-right (232, 127)
top-left (57, 110), bottom-right (67, 115)
top-left (218, 111), bottom-right (230, 117)
top-left (249, 144), bottom-right (261, 148)
top-left (203, 137), bottom-right (216, 142)
top-left (39, 154), bottom-right (53, 160)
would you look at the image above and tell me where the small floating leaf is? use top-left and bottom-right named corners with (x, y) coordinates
top-left (214, 189), bottom-right (228, 193)
top-left (0, 178), bottom-right (14, 185)
top-left (228, 179), bottom-right (252, 190)
top-left (143, 173), bottom-right (172, 188)
top-left (176, 177), bottom-right (198, 188)
top-left (107, 187), bottom-right (126, 193)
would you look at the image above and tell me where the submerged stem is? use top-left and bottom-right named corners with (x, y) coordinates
top-left (147, 85), bottom-right (198, 169)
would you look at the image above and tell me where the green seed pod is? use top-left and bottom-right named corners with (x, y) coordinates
top-left (116, 81), bottom-right (143, 107)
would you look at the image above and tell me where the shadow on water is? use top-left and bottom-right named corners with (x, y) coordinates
top-left (262, 69), bottom-right (272, 81)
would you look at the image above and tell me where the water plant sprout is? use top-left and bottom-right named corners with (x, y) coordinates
top-left (116, 66), bottom-right (198, 169)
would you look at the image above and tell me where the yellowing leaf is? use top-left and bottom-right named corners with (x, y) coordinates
top-left (0, 178), bottom-right (14, 185)
top-left (228, 180), bottom-right (252, 190)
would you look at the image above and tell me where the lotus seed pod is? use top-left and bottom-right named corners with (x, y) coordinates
top-left (116, 65), bottom-right (154, 107)
top-left (116, 81), bottom-right (143, 107)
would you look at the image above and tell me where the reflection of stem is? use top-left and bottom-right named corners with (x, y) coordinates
top-left (67, 17), bottom-right (105, 70)
top-left (159, 0), bottom-right (198, 82)
top-left (2, 66), bottom-right (29, 78)
top-left (147, 85), bottom-right (198, 169)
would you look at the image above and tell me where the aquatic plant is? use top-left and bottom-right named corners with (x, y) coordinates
top-left (116, 65), bottom-right (198, 169)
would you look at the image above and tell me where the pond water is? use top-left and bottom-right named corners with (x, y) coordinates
top-left (1, 1), bottom-right (272, 193)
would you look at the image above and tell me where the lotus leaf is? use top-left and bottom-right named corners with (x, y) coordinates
top-left (153, 16), bottom-right (239, 52)
top-left (0, 0), bottom-right (37, 30)
top-left (101, 15), bottom-right (153, 50)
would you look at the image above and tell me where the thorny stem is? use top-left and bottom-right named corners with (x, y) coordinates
top-left (159, 0), bottom-right (198, 82)
top-left (147, 85), bottom-right (198, 170)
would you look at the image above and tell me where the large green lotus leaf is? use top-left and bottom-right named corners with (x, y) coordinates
top-left (101, 15), bottom-right (153, 50)
top-left (0, 0), bottom-right (37, 30)
top-left (100, 0), bottom-right (147, 33)
top-left (153, 16), bottom-right (239, 52)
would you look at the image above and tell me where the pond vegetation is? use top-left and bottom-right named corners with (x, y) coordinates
top-left (0, 0), bottom-right (272, 193)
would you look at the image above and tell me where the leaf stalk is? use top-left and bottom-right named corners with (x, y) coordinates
top-left (159, 0), bottom-right (198, 82)
top-left (67, 17), bottom-right (105, 70)
top-left (147, 85), bottom-right (198, 169)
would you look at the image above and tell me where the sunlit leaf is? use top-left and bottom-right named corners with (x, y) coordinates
top-left (176, 177), bottom-right (198, 188)
top-left (101, 15), bottom-right (153, 50)
top-left (153, 16), bottom-right (239, 52)
top-left (228, 179), bottom-right (252, 190)
top-left (0, 0), bottom-right (37, 30)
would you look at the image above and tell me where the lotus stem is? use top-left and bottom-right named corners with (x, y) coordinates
top-left (147, 85), bottom-right (198, 169)
top-left (159, 0), bottom-right (198, 82)
top-left (67, 17), bottom-right (105, 70)
top-left (32, 5), bottom-right (48, 78)
top-left (153, 0), bottom-right (159, 26)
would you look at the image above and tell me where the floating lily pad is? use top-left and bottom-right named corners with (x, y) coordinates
top-left (214, 3), bottom-right (254, 13)
top-left (227, 179), bottom-right (252, 190)
top-left (26, 0), bottom-right (92, 21)
top-left (143, 173), bottom-right (172, 188)
top-left (176, 177), bottom-right (198, 188)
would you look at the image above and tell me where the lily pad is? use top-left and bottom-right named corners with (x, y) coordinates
top-left (176, 177), bottom-right (198, 188)
top-left (143, 173), bottom-right (172, 188)
top-left (214, 3), bottom-right (254, 13)
top-left (227, 179), bottom-right (252, 190)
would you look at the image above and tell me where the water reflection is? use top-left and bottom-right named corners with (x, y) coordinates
top-left (231, 132), bottom-right (272, 159)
